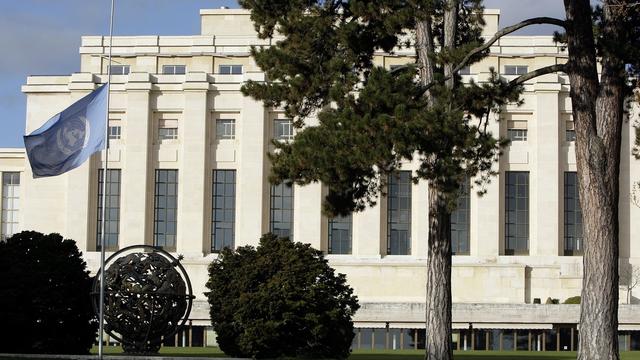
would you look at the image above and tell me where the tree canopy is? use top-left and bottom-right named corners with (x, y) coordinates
top-left (240, 0), bottom-right (522, 215)
top-left (0, 231), bottom-right (97, 354)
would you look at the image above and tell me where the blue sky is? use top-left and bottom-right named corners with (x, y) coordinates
top-left (0, 0), bottom-right (567, 148)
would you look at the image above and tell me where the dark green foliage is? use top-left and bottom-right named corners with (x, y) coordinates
top-left (206, 233), bottom-right (359, 359)
top-left (564, 296), bottom-right (581, 304)
top-left (0, 231), bottom-right (98, 354)
top-left (240, 0), bottom-right (523, 216)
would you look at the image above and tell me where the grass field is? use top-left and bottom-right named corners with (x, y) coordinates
top-left (83, 347), bottom-right (640, 359)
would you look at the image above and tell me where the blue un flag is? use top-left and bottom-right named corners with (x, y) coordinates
top-left (24, 83), bottom-right (109, 178)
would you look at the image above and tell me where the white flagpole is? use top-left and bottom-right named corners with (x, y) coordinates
top-left (98, 0), bottom-right (115, 358)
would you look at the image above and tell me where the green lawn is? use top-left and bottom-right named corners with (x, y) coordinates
top-left (81, 347), bottom-right (640, 359)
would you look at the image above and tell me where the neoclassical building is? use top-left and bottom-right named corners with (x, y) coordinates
top-left (2, 7), bottom-right (640, 351)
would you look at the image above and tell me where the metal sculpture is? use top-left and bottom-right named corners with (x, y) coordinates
top-left (92, 245), bottom-right (194, 354)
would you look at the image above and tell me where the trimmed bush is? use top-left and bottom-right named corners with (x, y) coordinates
top-left (206, 233), bottom-right (359, 359)
top-left (0, 231), bottom-right (97, 354)
top-left (564, 296), bottom-right (581, 304)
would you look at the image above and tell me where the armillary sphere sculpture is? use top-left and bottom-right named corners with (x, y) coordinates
top-left (92, 245), bottom-right (194, 354)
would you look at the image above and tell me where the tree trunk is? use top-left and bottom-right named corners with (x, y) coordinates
top-left (426, 187), bottom-right (453, 360)
top-left (564, 1), bottom-right (625, 358)
top-left (420, 2), bottom-right (457, 359)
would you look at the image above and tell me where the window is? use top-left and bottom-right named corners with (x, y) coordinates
top-left (154, 170), bottom-right (178, 250)
top-left (219, 64), bottom-right (243, 75)
top-left (159, 128), bottom-right (178, 140)
top-left (212, 170), bottom-right (236, 252)
top-left (504, 65), bottom-right (528, 75)
top-left (1, 172), bottom-right (20, 241)
top-left (564, 172), bottom-right (583, 255)
top-left (388, 171), bottom-right (411, 255)
top-left (508, 129), bottom-right (528, 142)
top-left (451, 178), bottom-right (470, 255)
top-left (162, 65), bottom-right (186, 75)
top-left (274, 119), bottom-right (293, 141)
top-left (270, 182), bottom-right (294, 239)
top-left (216, 119), bottom-right (236, 140)
top-left (566, 129), bottom-right (576, 142)
top-left (329, 214), bottom-right (352, 254)
top-left (505, 171), bottom-right (529, 255)
top-left (458, 66), bottom-right (471, 75)
top-left (108, 65), bottom-right (130, 75)
top-left (97, 169), bottom-right (120, 250)
top-left (108, 125), bottom-right (121, 140)
top-left (158, 119), bottom-right (178, 141)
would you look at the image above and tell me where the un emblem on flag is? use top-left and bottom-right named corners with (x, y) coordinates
top-left (56, 116), bottom-right (90, 156)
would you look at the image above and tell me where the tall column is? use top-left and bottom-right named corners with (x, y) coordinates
top-left (177, 73), bottom-right (209, 256)
top-left (65, 73), bottom-right (98, 251)
top-left (353, 194), bottom-right (383, 258)
top-left (235, 73), bottom-right (268, 248)
top-left (531, 78), bottom-right (561, 256)
top-left (473, 72), bottom-right (501, 258)
top-left (294, 182), bottom-right (323, 249)
top-left (120, 73), bottom-right (152, 247)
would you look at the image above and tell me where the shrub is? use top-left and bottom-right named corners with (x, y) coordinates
top-left (0, 231), bottom-right (97, 354)
top-left (206, 233), bottom-right (359, 359)
top-left (564, 296), bottom-right (581, 304)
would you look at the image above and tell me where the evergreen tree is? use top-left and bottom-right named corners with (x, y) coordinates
top-left (205, 233), bottom-right (359, 359)
top-left (0, 231), bottom-right (98, 354)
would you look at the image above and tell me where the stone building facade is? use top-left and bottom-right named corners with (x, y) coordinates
top-left (2, 8), bottom-right (640, 351)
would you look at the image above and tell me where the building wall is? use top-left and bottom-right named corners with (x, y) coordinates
top-left (3, 8), bottom-right (640, 328)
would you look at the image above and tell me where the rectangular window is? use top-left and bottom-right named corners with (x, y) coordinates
top-left (505, 171), bottom-right (529, 255)
top-left (162, 65), bottom-right (186, 75)
top-left (451, 178), bottom-right (470, 255)
top-left (108, 125), bottom-right (121, 140)
top-left (108, 65), bottom-right (130, 75)
top-left (216, 119), bottom-right (236, 140)
top-left (274, 119), bottom-right (293, 141)
top-left (329, 214), bottom-right (352, 254)
top-left (388, 171), bottom-right (411, 255)
top-left (504, 65), bottom-right (528, 75)
top-left (566, 129), bottom-right (576, 142)
top-left (458, 66), bottom-right (471, 75)
top-left (212, 170), bottom-right (236, 252)
top-left (507, 129), bottom-right (528, 142)
top-left (154, 170), bottom-right (178, 250)
top-left (564, 172), bottom-right (583, 255)
top-left (159, 128), bottom-right (178, 140)
top-left (270, 182), bottom-right (294, 239)
top-left (97, 169), bottom-right (121, 250)
top-left (219, 64), bottom-right (243, 75)
top-left (1, 172), bottom-right (20, 241)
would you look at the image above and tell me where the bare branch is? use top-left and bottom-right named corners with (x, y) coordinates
top-left (507, 64), bottom-right (568, 87)
top-left (452, 17), bottom-right (566, 75)
top-left (416, 18), bottom-right (566, 95)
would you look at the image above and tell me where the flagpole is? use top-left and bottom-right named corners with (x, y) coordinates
top-left (98, 0), bottom-right (115, 358)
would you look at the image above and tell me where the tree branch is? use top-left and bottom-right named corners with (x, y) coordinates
top-left (507, 63), bottom-right (568, 87)
top-left (452, 17), bottom-right (566, 75)
top-left (412, 17), bottom-right (566, 92)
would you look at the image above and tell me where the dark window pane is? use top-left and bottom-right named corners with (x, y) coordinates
top-left (564, 172), bottom-right (583, 255)
top-left (154, 170), bottom-right (178, 250)
top-left (451, 178), bottom-right (470, 255)
top-left (388, 171), bottom-right (411, 255)
top-left (270, 183), bottom-right (294, 239)
top-left (212, 170), bottom-right (236, 252)
top-left (505, 171), bottom-right (528, 254)
top-left (97, 169), bottom-right (121, 250)
top-left (329, 213), bottom-right (352, 254)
